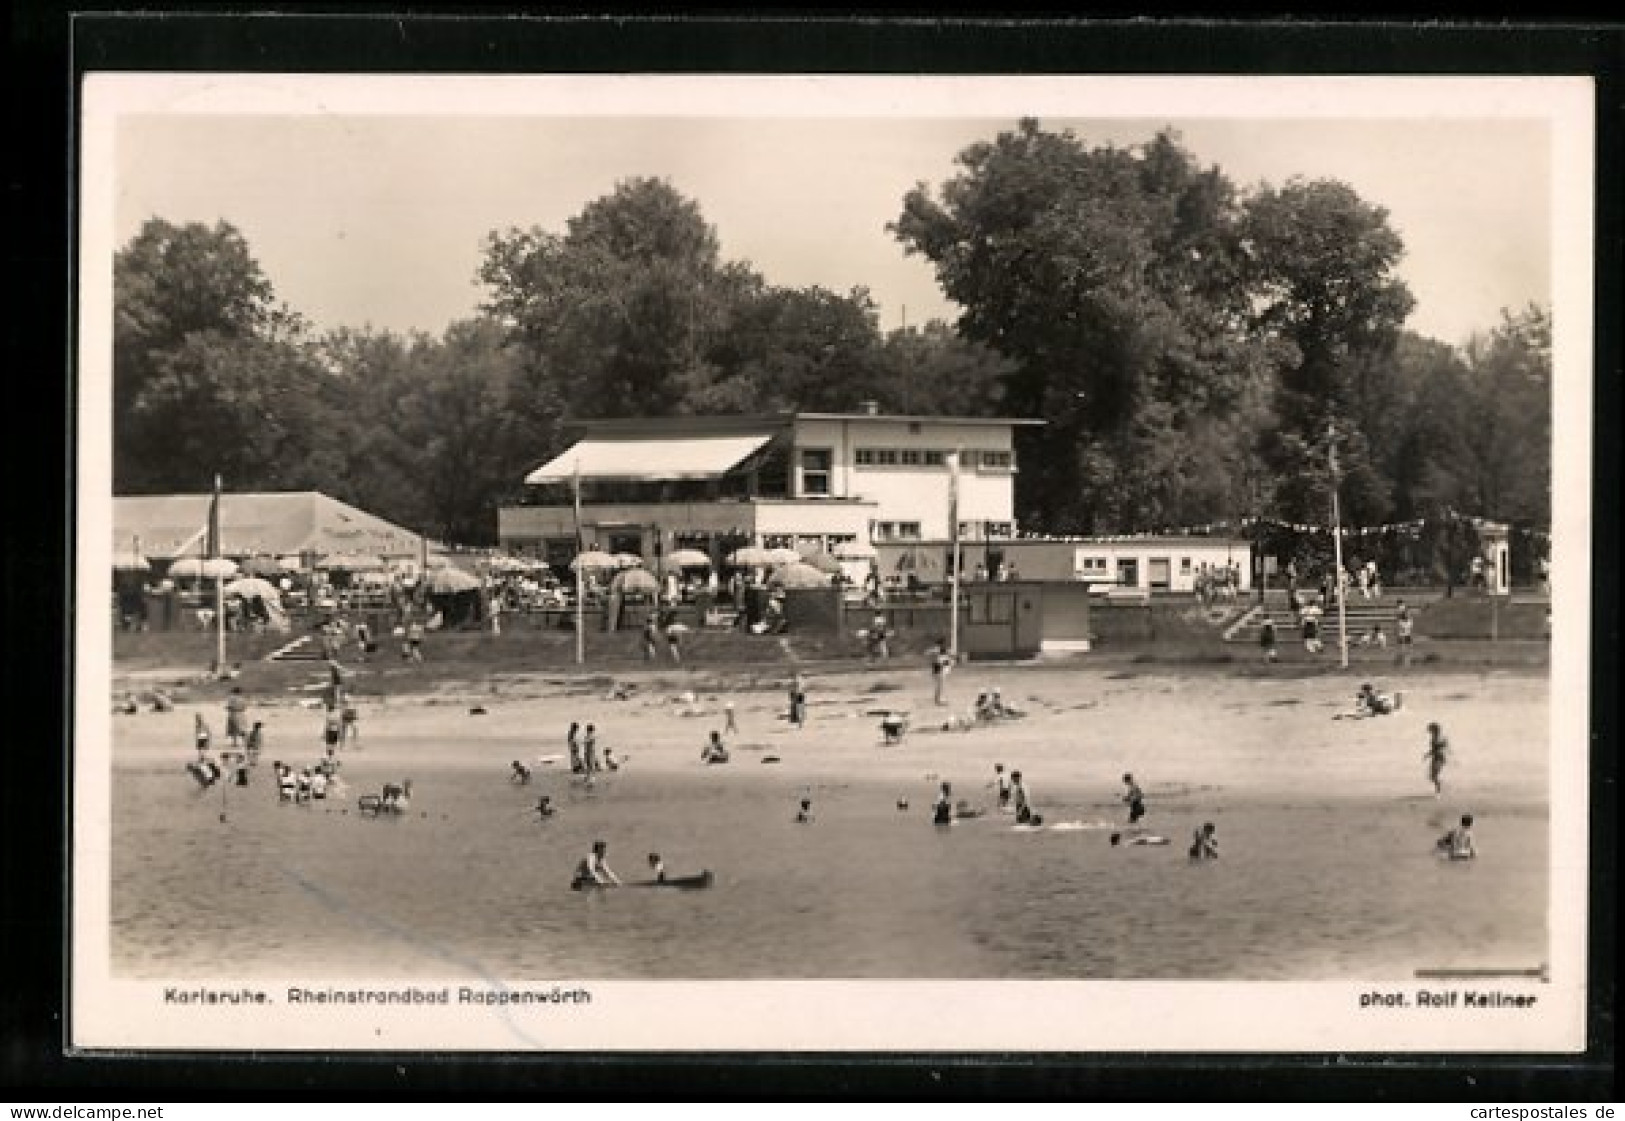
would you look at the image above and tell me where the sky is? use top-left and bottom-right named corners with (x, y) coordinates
top-left (103, 76), bottom-right (1567, 350)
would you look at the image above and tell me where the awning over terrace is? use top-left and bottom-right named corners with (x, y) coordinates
top-left (524, 434), bottom-right (776, 485)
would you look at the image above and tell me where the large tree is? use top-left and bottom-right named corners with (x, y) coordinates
top-left (892, 121), bottom-right (1276, 532)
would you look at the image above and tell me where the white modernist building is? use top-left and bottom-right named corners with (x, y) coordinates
top-left (497, 409), bottom-right (1043, 567)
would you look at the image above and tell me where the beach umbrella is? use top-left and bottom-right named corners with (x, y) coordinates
top-left (611, 568), bottom-right (660, 595)
top-left (612, 552), bottom-right (646, 569)
top-left (223, 576), bottom-right (281, 601)
top-left (833, 541), bottom-right (878, 560)
top-left (570, 550), bottom-right (619, 571)
top-left (319, 552), bottom-right (386, 572)
top-left (169, 557), bottom-right (238, 581)
top-left (663, 548), bottom-right (712, 569)
top-left (796, 549), bottom-right (843, 575)
top-left (766, 547), bottom-right (802, 566)
top-left (426, 566), bottom-right (481, 594)
top-left (769, 562), bottom-right (833, 589)
top-left (727, 546), bottom-right (774, 567)
top-left (111, 549), bottom-right (150, 573)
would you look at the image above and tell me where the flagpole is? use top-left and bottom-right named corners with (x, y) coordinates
top-left (948, 450), bottom-right (961, 660)
top-left (573, 458), bottom-right (585, 666)
top-left (211, 474), bottom-right (226, 677)
top-left (1328, 426), bottom-right (1349, 669)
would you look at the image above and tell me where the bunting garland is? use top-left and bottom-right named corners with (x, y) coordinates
top-left (1015, 511), bottom-right (1551, 544)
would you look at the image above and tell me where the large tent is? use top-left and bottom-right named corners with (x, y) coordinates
top-left (113, 491), bottom-right (424, 567)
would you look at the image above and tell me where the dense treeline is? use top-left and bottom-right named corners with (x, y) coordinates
top-left (112, 122), bottom-right (1549, 561)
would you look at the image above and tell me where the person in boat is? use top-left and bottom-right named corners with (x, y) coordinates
top-left (794, 797), bottom-right (814, 824)
top-left (1110, 831), bottom-right (1170, 846)
top-left (1122, 773), bottom-right (1147, 825)
top-left (647, 852), bottom-right (666, 883)
top-left (1189, 822), bottom-right (1220, 861)
top-left (701, 730), bottom-right (730, 765)
top-left (574, 840), bottom-right (621, 887)
top-left (1436, 813), bottom-right (1476, 860)
top-left (510, 760), bottom-right (532, 784)
top-left (932, 781), bottom-right (955, 825)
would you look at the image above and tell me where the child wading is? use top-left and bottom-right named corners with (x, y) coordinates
top-left (1423, 722), bottom-right (1450, 797)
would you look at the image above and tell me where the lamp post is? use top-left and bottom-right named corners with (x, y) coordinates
top-left (1328, 424), bottom-right (1349, 670)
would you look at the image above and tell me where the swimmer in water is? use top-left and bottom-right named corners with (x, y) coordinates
top-left (1436, 813), bottom-right (1476, 860)
top-left (1122, 773), bottom-right (1146, 824)
top-left (932, 781), bottom-right (954, 825)
top-left (992, 763), bottom-right (1011, 811)
top-left (510, 760), bottom-right (532, 784)
top-left (1110, 831), bottom-right (1170, 847)
top-left (1188, 822), bottom-right (1219, 862)
top-left (533, 795), bottom-right (555, 820)
top-left (573, 840), bottom-right (621, 887)
top-left (794, 797), bottom-right (814, 824)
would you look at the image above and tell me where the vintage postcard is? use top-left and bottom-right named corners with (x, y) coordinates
top-left (73, 70), bottom-right (1594, 1053)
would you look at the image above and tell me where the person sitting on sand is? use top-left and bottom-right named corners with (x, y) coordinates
top-left (276, 762), bottom-right (297, 803)
top-left (647, 852), bottom-right (666, 883)
top-left (1356, 682), bottom-right (1399, 716)
top-left (1189, 822), bottom-right (1220, 861)
top-left (310, 768), bottom-right (329, 800)
top-left (510, 760), bottom-right (532, 784)
top-left (186, 756), bottom-right (221, 789)
top-left (1436, 813), bottom-right (1476, 860)
top-left (381, 779), bottom-right (412, 813)
top-left (701, 730), bottom-right (730, 765)
top-left (603, 746), bottom-right (621, 772)
top-left (932, 781), bottom-right (955, 825)
top-left (1110, 831), bottom-right (1170, 846)
top-left (573, 840), bottom-right (621, 887)
top-left (794, 797), bottom-right (815, 824)
top-left (974, 691), bottom-right (996, 722)
top-left (880, 711), bottom-right (908, 745)
top-left (296, 769), bottom-right (313, 804)
top-left (1122, 773), bottom-right (1147, 825)
top-left (990, 689), bottom-right (1022, 718)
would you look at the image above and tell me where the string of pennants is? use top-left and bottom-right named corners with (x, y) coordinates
top-left (1017, 511), bottom-right (1552, 545)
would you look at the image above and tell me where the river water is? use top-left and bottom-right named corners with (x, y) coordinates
top-left (110, 755), bottom-right (1546, 981)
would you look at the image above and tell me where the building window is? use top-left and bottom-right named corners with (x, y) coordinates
top-left (800, 448), bottom-right (832, 495)
top-left (874, 449), bottom-right (898, 466)
top-left (875, 521), bottom-right (922, 542)
top-left (763, 534), bottom-right (795, 550)
top-left (1077, 556), bottom-right (1109, 573)
top-left (984, 521), bottom-right (1014, 539)
top-left (956, 521), bottom-right (977, 539)
top-left (899, 449), bottom-right (922, 466)
top-left (923, 450), bottom-right (945, 466)
top-left (1180, 557), bottom-right (1192, 572)
top-left (978, 450), bottom-right (1013, 470)
top-left (855, 448), bottom-right (877, 466)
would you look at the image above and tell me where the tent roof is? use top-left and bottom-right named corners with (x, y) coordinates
top-left (525, 433), bottom-right (776, 484)
top-left (113, 491), bottom-right (424, 560)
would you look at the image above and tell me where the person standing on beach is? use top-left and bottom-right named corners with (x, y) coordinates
top-left (1259, 616), bottom-right (1278, 663)
top-left (223, 686), bottom-right (249, 750)
top-left (642, 616), bottom-right (659, 662)
top-left (567, 722), bottom-right (583, 774)
top-left (1395, 602), bottom-right (1414, 666)
top-left (194, 713), bottom-right (212, 758)
top-left (1423, 722), bottom-right (1450, 797)
top-left (930, 641), bottom-right (953, 706)
top-left (788, 673), bottom-right (807, 729)
top-left (723, 701), bottom-right (738, 736)
top-left (582, 724), bottom-right (601, 774)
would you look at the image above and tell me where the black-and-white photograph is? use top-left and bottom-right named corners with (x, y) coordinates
top-left (73, 69), bottom-right (1593, 1053)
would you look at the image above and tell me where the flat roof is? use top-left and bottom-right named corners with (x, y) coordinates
top-left (795, 412), bottom-right (1046, 427)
